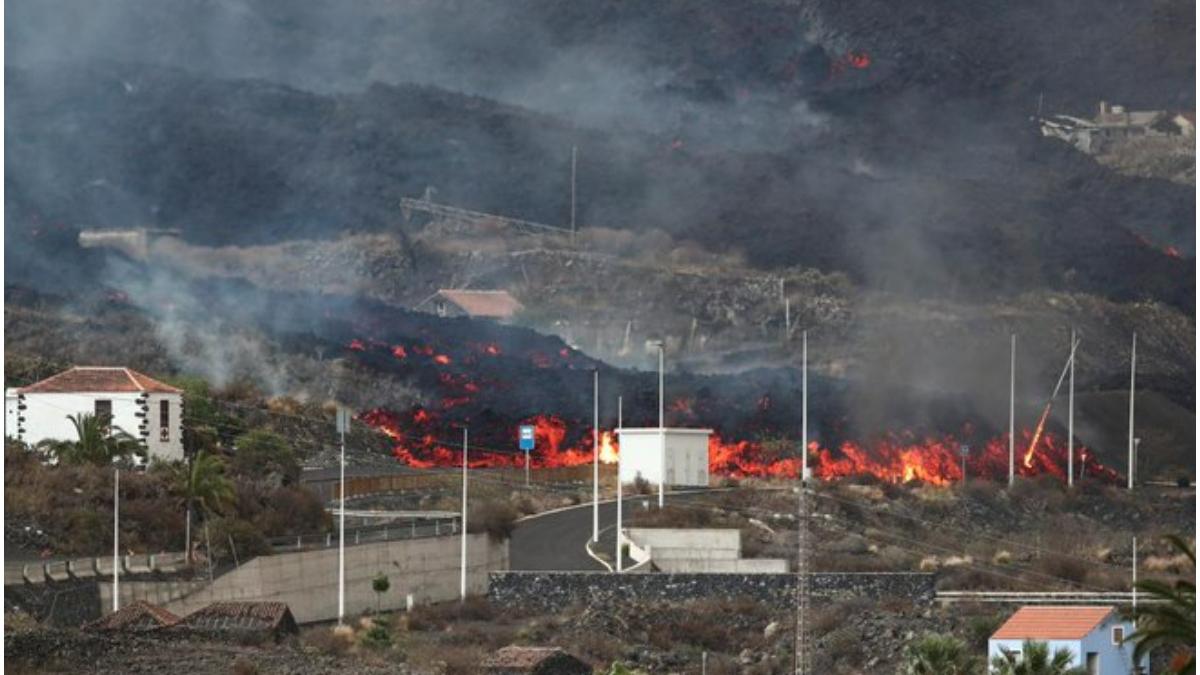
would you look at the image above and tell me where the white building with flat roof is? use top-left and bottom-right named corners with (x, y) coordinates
top-left (616, 428), bottom-right (711, 487)
top-left (5, 366), bottom-right (184, 461)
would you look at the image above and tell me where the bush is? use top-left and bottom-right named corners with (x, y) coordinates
top-left (469, 502), bottom-right (518, 542)
top-left (231, 429), bottom-right (299, 485)
top-left (231, 658), bottom-right (259, 675)
top-left (359, 617), bottom-right (393, 650)
top-left (210, 517), bottom-right (270, 562)
top-left (303, 626), bottom-right (355, 656)
top-left (1037, 553), bottom-right (1090, 586)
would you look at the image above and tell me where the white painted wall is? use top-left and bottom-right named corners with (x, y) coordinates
top-left (617, 428), bottom-right (710, 487)
top-left (988, 615), bottom-right (1148, 675)
top-left (623, 527), bottom-right (789, 574)
top-left (4, 390), bottom-right (184, 462)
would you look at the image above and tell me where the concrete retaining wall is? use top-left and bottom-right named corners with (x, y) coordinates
top-left (101, 533), bottom-right (508, 624)
top-left (623, 528), bottom-right (789, 573)
top-left (488, 571), bottom-right (935, 609)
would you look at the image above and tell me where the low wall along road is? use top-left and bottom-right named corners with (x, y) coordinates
top-left (99, 534), bottom-right (509, 624)
top-left (489, 571), bottom-right (936, 609)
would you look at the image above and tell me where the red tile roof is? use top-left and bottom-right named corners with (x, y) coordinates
top-left (437, 289), bottom-right (523, 319)
top-left (86, 601), bottom-right (180, 632)
top-left (177, 601), bottom-right (298, 635)
top-left (16, 367), bottom-right (182, 394)
top-left (992, 606), bottom-right (1114, 640)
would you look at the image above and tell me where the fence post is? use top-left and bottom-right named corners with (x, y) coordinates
top-left (296, 536), bottom-right (301, 550)
top-left (355, 530), bottom-right (360, 545)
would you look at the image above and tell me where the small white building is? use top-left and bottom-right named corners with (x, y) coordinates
top-left (988, 606), bottom-right (1148, 675)
top-left (616, 428), bottom-right (711, 487)
top-left (5, 367), bottom-right (185, 462)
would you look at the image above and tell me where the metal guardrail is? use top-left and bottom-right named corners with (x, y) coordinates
top-left (936, 591), bottom-right (1159, 604)
top-left (400, 197), bottom-right (571, 236)
top-left (265, 518), bottom-right (461, 553)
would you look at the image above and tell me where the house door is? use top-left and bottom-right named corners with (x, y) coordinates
top-left (1085, 652), bottom-right (1098, 675)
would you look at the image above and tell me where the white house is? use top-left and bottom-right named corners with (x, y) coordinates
top-left (988, 606), bottom-right (1148, 675)
top-left (616, 428), bottom-right (711, 487)
top-left (5, 367), bottom-right (185, 462)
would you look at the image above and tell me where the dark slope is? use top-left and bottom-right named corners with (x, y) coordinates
top-left (6, 61), bottom-right (1193, 309)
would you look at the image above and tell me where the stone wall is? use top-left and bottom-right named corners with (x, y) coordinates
top-left (5, 579), bottom-right (101, 627)
top-left (488, 571), bottom-right (935, 609)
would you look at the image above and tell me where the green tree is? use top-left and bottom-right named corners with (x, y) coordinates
top-left (1126, 535), bottom-right (1195, 674)
top-left (40, 412), bottom-right (143, 465)
top-left (902, 633), bottom-right (981, 674)
top-left (989, 641), bottom-right (1086, 675)
top-left (173, 450), bottom-right (235, 561)
top-left (372, 573), bottom-right (391, 613)
top-left (231, 429), bottom-right (299, 484)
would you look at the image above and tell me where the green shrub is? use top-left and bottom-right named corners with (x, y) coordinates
top-left (231, 429), bottom-right (299, 485)
top-left (359, 617), bottom-right (393, 650)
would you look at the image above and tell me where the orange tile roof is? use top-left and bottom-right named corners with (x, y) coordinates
top-left (992, 606), bottom-right (1114, 640)
top-left (437, 289), bottom-right (523, 319)
top-left (17, 367), bottom-right (182, 394)
top-left (86, 601), bottom-right (180, 631)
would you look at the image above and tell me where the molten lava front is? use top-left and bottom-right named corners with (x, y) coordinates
top-left (344, 336), bottom-right (1120, 485)
top-left (359, 407), bottom-right (1120, 485)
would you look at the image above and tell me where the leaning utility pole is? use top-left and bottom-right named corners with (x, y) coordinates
top-left (1128, 333), bottom-right (1137, 490)
top-left (1008, 334), bottom-right (1016, 487)
top-left (1067, 328), bottom-right (1076, 488)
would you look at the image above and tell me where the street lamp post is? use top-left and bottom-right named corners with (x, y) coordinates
top-left (656, 342), bottom-right (665, 508)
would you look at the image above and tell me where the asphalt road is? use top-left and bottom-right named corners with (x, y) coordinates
top-left (509, 491), bottom-right (708, 571)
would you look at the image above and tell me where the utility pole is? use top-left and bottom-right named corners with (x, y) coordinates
top-left (802, 331), bottom-right (810, 481)
top-left (336, 406), bottom-right (349, 625)
top-left (1132, 536), bottom-right (1138, 610)
top-left (570, 146), bottom-right (578, 242)
top-left (657, 341), bottom-right (665, 509)
top-left (460, 427), bottom-right (469, 601)
top-left (616, 396), bottom-right (623, 573)
top-left (113, 467), bottom-right (120, 613)
top-left (1068, 328), bottom-right (1076, 488)
top-left (793, 479), bottom-right (809, 673)
top-left (1128, 333), bottom-right (1137, 491)
top-left (1009, 334), bottom-right (1016, 487)
top-left (592, 369), bottom-right (600, 543)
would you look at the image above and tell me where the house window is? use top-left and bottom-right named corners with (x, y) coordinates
top-left (159, 400), bottom-right (170, 442)
top-left (1112, 626), bottom-right (1125, 644)
top-left (94, 399), bottom-right (112, 428)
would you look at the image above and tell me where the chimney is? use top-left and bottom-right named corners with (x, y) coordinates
top-left (1098, 101), bottom-right (1108, 117)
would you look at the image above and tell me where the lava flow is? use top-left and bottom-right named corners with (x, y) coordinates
top-left (360, 405), bottom-right (1120, 485)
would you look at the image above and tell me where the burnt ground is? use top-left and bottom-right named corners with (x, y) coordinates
top-left (4, 480), bottom-right (1193, 674)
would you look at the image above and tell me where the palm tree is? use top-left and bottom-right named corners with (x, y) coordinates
top-left (1126, 535), bottom-right (1195, 674)
top-left (40, 412), bottom-right (142, 465)
top-left (173, 450), bottom-right (235, 562)
top-left (902, 633), bottom-right (981, 674)
top-left (990, 641), bottom-right (1086, 675)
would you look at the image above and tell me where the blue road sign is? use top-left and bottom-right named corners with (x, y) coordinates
top-left (519, 425), bottom-right (536, 451)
